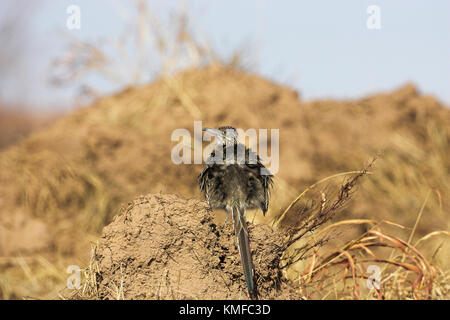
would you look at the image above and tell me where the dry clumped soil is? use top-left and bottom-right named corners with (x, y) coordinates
top-left (92, 193), bottom-right (301, 300)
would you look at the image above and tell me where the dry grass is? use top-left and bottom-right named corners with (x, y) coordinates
top-left (0, 255), bottom-right (69, 300)
top-left (290, 221), bottom-right (450, 300)
top-left (271, 158), bottom-right (449, 300)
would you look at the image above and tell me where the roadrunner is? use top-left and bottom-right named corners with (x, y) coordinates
top-left (198, 126), bottom-right (273, 299)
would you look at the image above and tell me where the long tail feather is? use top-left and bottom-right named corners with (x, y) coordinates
top-left (232, 206), bottom-right (257, 299)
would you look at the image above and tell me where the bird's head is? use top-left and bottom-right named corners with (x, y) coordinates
top-left (203, 126), bottom-right (238, 144)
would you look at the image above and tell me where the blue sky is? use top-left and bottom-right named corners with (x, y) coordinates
top-left (1, 0), bottom-right (449, 110)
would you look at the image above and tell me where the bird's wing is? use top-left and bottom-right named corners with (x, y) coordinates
top-left (243, 149), bottom-right (273, 214)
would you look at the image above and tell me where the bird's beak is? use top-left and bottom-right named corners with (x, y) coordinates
top-left (202, 128), bottom-right (221, 137)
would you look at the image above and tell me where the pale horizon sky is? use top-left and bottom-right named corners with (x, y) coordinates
top-left (0, 0), bottom-right (449, 111)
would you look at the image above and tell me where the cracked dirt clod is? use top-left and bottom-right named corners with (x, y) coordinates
top-left (92, 193), bottom-right (301, 299)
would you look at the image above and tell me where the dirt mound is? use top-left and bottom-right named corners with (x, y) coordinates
top-left (90, 194), bottom-right (300, 300)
